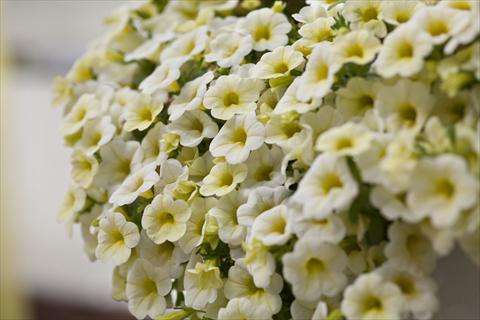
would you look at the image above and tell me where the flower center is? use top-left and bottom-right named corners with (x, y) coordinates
top-left (223, 92), bottom-right (240, 107)
top-left (394, 275), bottom-right (415, 295)
top-left (363, 296), bottom-right (383, 312)
top-left (335, 137), bottom-right (353, 151)
top-left (361, 6), bottom-right (378, 22)
top-left (398, 103), bottom-right (417, 125)
top-left (271, 217), bottom-right (286, 234)
top-left (232, 128), bottom-right (248, 144)
top-left (321, 173), bottom-right (343, 193)
top-left (395, 11), bottom-right (410, 23)
top-left (397, 42), bottom-right (414, 58)
top-left (428, 20), bottom-right (448, 36)
top-left (274, 62), bottom-right (290, 74)
top-left (253, 24), bottom-right (271, 41)
top-left (158, 211), bottom-right (175, 225)
top-left (143, 279), bottom-right (157, 294)
top-left (346, 43), bottom-right (364, 58)
top-left (358, 94), bottom-right (374, 110)
top-left (219, 172), bottom-right (234, 187)
top-left (305, 258), bottom-right (325, 273)
top-left (315, 64), bottom-right (329, 81)
top-left (435, 178), bottom-right (455, 198)
top-left (255, 165), bottom-right (273, 182)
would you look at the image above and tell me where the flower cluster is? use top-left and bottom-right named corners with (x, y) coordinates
top-left (54, 0), bottom-right (479, 319)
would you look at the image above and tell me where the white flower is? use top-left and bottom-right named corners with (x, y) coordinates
top-left (96, 138), bottom-right (144, 192)
top-left (184, 260), bottom-right (224, 310)
top-left (160, 26), bottom-right (208, 61)
top-left (242, 238), bottom-right (276, 289)
top-left (341, 272), bottom-right (404, 320)
top-left (251, 204), bottom-right (292, 246)
top-left (200, 161), bottom-right (247, 197)
top-left (379, 264), bottom-right (438, 320)
top-left (272, 78), bottom-right (321, 115)
top-left (380, 0), bottom-right (424, 26)
top-left (170, 110), bottom-right (219, 147)
top-left (209, 190), bottom-right (247, 246)
top-left (109, 162), bottom-right (159, 206)
top-left (71, 149), bottom-right (99, 188)
top-left (385, 222), bottom-right (436, 275)
top-left (292, 213), bottom-right (346, 244)
top-left (293, 154), bottom-right (358, 219)
top-left (293, 4), bottom-right (327, 24)
top-left (375, 79), bottom-right (435, 133)
top-left (296, 43), bottom-right (341, 102)
top-left (315, 122), bottom-right (373, 156)
top-left (444, 1), bottom-right (480, 54)
top-left (79, 116), bottom-right (115, 155)
top-left (139, 58), bottom-right (184, 94)
top-left (335, 77), bottom-right (380, 120)
top-left (370, 186), bottom-right (418, 223)
top-left (343, 0), bottom-right (387, 38)
top-left (238, 186), bottom-right (289, 228)
top-left (332, 30), bottom-right (381, 66)
top-left (298, 17), bottom-right (335, 46)
top-left (62, 94), bottom-right (101, 135)
top-left (243, 145), bottom-right (286, 188)
top-left (205, 32), bottom-right (253, 68)
top-left (140, 122), bottom-right (169, 165)
top-left (243, 8), bottom-right (291, 52)
top-left (125, 33), bottom-right (175, 62)
top-left (283, 236), bottom-right (348, 302)
top-left (410, 5), bottom-right (469, 45)
top-left (218, 297), bottom-right (273, 320)
top-left (126, 259), bottom-right (172, 319)
top-left (57, 186), bottom-right (86, 236)
top-left (224, 259), bottom-right (283, 315)
top-left (142, 193), bottom-right (191, 244)
top-left (179, 197), bottom-right (216, 253)
top-left (375, 25), bottom-right (433, 78)
top-left (124, 93), bottom-right (164, 132)
top-left (407, 154), bottom-right (479, 228)
top-left (204, 75), bottom-right (265, 120)
top-left (209, 113), bottom-right (265, 164)
top-left (168, 71), bottom-right (214, 121)
top-left (251, 46), bottom-right (304, 79)
top-left (95, 211), bottom-right (140, 265)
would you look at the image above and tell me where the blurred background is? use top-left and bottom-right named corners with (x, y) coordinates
top-left (0, 1), bottom-right (478, 319)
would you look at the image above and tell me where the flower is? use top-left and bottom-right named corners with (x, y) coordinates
top-left (407, 154), bottom-right (479, 228)
top-left (209, 190), bottom-right (247, 246)
top-left (71, 149), bottom-right (99, 188)
top-left (124, 93), bottom-right (164, 132)
top-left (184, 260), bottom-right (224, 310)
top-left (343, 0), bottom-right (386, 38)
top-left (296, 43), bottom-right (341, 102)
top-left (332, 30), bottom-right (381, 66)
top-left (79, 116), bottom-right (115, 154)
top-left (95, 211), bottom-right (140, 265)
top-left (283, 235), bottom-right (348, 302)
top-left (209, 113), bottom-right (265, 164)
top-left (57, 186), bottom-right (86, 236)
top-left (292, 213), bottom-right (346, 245)
top-left (251, 204), bottom-right (292, 246)
top-left (62, 94), bottom-right (101, 135)
top-left (243, 8), bottom-right (291, 52)
top-left (205, 32), bottom-right (253, 68)
top-left (272, 78), bottom-right (321, 115)
top-left (170, 110), bottom-right (219, 147)
top-left (161, 26), bottom-right (208, 61)
top-left (168, 71), bottom-right (214, 121)
top-left (380, 0), bottom-right (424, 26)
top-left (293, 154), bottom-right (358, 219)
top-left (142, 193), bottom-right (191, 244)
top-left (126, 259), bottom-right (172, 319)
top-left (315, 122), bottom-right (373, 156)
top-left (298, 17), bottom-right (335, 46)
top-left (251, 46), bottom-right (304, 79)
top-left (203, 75), bottom-right (265, 120)
top-left (200, 161), bottom-right (247, 197)
top-left (341, 272), bottom-right (405, 320)
top-left (140, 122), bottom-right (169, 165)
top-left (139, 58), bottom-right (184, 94)
top-left (243, 145), bottom-right (286, 188)
top-left (375, 25), bottom-right (433, 78)
top-left (218, 297), bottom-right (273, 320)
top-left (109, 162), bottom-right (159, 206)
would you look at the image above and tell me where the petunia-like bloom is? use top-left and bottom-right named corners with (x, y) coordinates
top-left (243, 145), bottom-right (286, 189)
top-left (209, 113), bottom-right (265, 164)
top-left (78, 116), bottom-right (115, 155)
top-left (218, 297), bottom-right (273, 320)
top-left (199, 161), bottom-right (247, 197)
top-left (203, 75), bottom-right (264, 120)
top-left (296, 42), bottom-right (341, 102)
top-left (168, 71), bottom-right (214, 121)
top-left (407, 154), bottom-right (479, 228)
top-left (109, 162), bottom-right (159, 206)
top-left (283, 235), bottom-right (348, 302)
top-left (272, 78), bottom-right (321, 115)
top-left (251, 46), bottom-right (304, 79)
top-left (298, 17), bottom-right (335, 47)
top-left (341, 272), bottom-right (405, 320)
top-left (332, 30), bottom-right (381, 66)
top-left (205, 32), bottom-right (253, 68)
top-left (170, 110), bottom-right (219, 147)
top-left (62, 93), bottom-right (101, 135)
top-left (243, 8), bottom-right (291, 52)
top-left (375, 24), bottom-right (433, 78)
top-left (315, 122), bottom-right (373, 157)
top-left (292, 213), bottom-right (346, 245)
top-left (343, 0), bottom-right (387, 38)
top-left (335, 77), bottom-right (380, 120)
top-left (160, 26), bottom-right (208, 62)
top-left (124, 93), bottom-right (164, 132)
top-left (184, 260), bottom-right (224, 310)
top-left (380, 0), bottom-right (424, 26)
top-left (95, 211), bottom-right (140, 265)
top-left (142, 193), bottom-right (191, 244)
top-left (293, 153), bottom-right (358, 219)
top-left (57, 186), bottom-right (86, 236)
top-left (139, 58), bottom-right (184, 94)
top-left (140, 121), bottom-right (169, 166)
top-left (209, 190), bottom-right (247, 246)
top-left (126, 259), bottom-right (172, 319)
top-left (251, 204), bottom-right (292, 246)
top-left (71, 149), bottom-right (99, 188)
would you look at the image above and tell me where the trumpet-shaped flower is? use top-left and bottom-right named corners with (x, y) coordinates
top-left (124, 93), bottom-right (164, 132)
top-left (170, 110), bottom-right (219, 147)
top-left (160, 26), bottom-right (208, 61)
top-left (79, 116), bottom-right (115, 155)
top-left (204, 75), bottom-right (264, 120)
top-left (272, 78), bottom-right (321, 115)
top-left (179, 197), bottom-right (216, 253)
top-left (315, 122), bottom-right (373, 157)
top-left (332, 30), bottom-right (381, 66)
top-left (283, 236), bottom-right (348, 302)
top-left (139, 58), bottom-right (184, 94)
top-left (209, 113), bottom-right (265, 164)
top-left (205, 32), bottom-right (253, 68)
top-left (142, 193), bottom-right (191, 244)
top-left (218, 298), bottom-right (273, 320)
top-left (200, 161), bottom-right (247, 197)
top-left (140, 122), bottom-right (169, 165)
top-left (343, 0), bottom-right (386, 38)
top-left (95, 211), bottom-right (140, 265)
top-left (243, 145), bottom-right (286, 188)
top-left (57, 186), bottom-right (86, 236)
top-left (243, 8), bottom-right (291, 52)
top-left (71, 149), bottom-right (99, 188)
top-left (251, 46), bottom-right (304, 79)
top-left (62, 94), bottom-right (101, 135)
top-left (251, 204), bottom-right (292, 246)
top-left (184, 260), bottom-right (224, 310)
